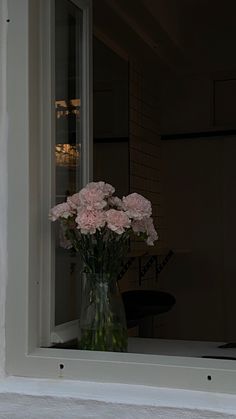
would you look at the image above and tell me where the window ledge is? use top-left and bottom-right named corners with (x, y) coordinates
top-left (0, 376), bottom-right (236, 415)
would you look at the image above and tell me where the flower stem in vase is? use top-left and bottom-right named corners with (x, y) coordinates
top-left (79, 274), bottom-right (128, 352)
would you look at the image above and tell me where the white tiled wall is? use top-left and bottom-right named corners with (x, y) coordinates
top-left (120, 62), bottom-right (166, 336)
top-left (129, 62), bottom-right (165, 252)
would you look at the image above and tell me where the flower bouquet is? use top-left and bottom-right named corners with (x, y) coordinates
top-left (49, 181), bottom-right (158, 352)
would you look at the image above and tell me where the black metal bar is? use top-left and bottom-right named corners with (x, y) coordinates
top-left (156, 250), bottom-right (174, 275)
top-left (117, 257), bottom-right (135, 281)
top-left (138, 257), bottom-right (142, 286)
top-left (118, 250), bottom-right (174, 283)
top-left (155, 255), bottom-right (158, 281)
top-left (161, 129), bottom-right (236, 141)
top-left (140, 255), bottom-right (156, 278)
top-left (140, 250), bottom-right (174, 281)
top-left (94, 137), bottom-right (129, 143)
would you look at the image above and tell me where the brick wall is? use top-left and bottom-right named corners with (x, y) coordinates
top-left (129, 62), bottom-right (164, 252)
top-left (120, 62), bottom-right (166, 336)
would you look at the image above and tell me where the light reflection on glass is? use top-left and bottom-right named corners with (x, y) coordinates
top-left (55, 143), bottom-right (80, 167)
top-left (55, 98), bottom-right (81, 119)
top-left (54, 0), bottom-right (83, 327)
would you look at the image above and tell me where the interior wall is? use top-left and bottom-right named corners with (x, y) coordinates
top-left (92, 37), bottom-right (165, 301)
top-left (160, 74), bottom-right (236, 134)
top-left (93, 38), bottom-right (129, 140)
top-left (129, 61), bottom-right (164, 252)
top-left (158, 75), bottom-right (236, 341)
top-left (93, 38), bottom-right (129, 197)
top-left (92, 30), bottom-right (166, 339)
top-left (121, 61), bottom-right (165, 299)
top-left (160, 77), bottom-right (212, 134)
top-left (93, 0), bottom-right (236, 342)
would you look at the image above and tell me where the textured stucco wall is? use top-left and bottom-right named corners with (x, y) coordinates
top-left (0, 0), bottom-right (8, 377)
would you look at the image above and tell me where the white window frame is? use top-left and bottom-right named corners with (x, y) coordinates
top-left (5, 0), bottom-right (236, 394)
top-left (39, 0), bottom-right (93, 348)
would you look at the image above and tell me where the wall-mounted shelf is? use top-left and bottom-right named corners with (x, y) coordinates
top-left (118, 249), bottom-right (174, 285)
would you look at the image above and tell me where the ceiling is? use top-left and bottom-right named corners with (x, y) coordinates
top-left (147, 0), bottom-right (236, 74)
top-left (94, 0), bottom-right (236, 76)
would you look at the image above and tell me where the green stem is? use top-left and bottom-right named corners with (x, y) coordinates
top-left (79, 277), bottom-right (127, 352)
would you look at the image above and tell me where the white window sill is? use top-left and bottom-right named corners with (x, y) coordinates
top-left (0, 376), bottom-right (236, 415)
top-left (128, 337), bottom-right (236, 358)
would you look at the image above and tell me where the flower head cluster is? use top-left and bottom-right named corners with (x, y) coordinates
top-left (122, 193), bottom-right (152, 220)
top-left (132, 217), bottom-right (158, 246)
top-left (49, 181), bottom-right (158, 246)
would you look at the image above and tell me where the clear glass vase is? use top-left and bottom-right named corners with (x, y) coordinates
top-left (78, 273), bottom-right (128, 352)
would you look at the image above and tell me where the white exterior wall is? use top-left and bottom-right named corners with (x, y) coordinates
top-left (0, 0), bottom-right (8, 378)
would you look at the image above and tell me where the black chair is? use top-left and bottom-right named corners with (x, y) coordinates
top-left (122, 290), bottom-right (176, 329)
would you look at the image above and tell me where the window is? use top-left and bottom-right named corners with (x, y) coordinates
top-left (40, 0), bottom-right (92, 347)
top-left (5, 0), bottom-right (236, 394)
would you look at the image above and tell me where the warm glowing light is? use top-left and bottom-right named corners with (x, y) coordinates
top-left (55, 98), bottom-right (81, 119)
top-left (55, 143), bottom-right (80, 167)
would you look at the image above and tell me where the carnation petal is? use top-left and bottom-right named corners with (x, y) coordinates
top-left (49, 202), bottom-right (72, 221)
top-left (122, 193), bottom-right (152, 220)
top-left (106, 209), bottom-right (131, 235)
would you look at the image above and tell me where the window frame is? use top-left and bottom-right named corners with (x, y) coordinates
top-left (39, 0), bottom-right (93, 347)
top-left (5, 0), bottom-right (236, 394)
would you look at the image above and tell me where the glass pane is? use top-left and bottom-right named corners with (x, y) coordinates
top-left (54, 0), bottom-right (83, 326)
top-left (93, 38), bottom-right (129, 197)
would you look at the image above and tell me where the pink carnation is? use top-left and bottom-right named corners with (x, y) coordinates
top-left (67, 192), bottom-right (81, 210)
top-left (49, 202), bottom-right (72, 221)
top-left (85, 181), bottom-right (115, 196)
top-left (108, 196), bottom-right (123, 209)
top-left (75, 209), bottom-right (105, 234)
top-left (122, 193), bottom-right (152, 220)
top-left (79, 186), bottom-right (106, 211)
top-left (95, 181), bottom-right (115, 196)
top-left (132, 217), bottom-right (158, 246)
top-left (106, 209), bottom-right (131, 235)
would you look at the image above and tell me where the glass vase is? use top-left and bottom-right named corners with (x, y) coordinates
top-left (78, 273), bottom-right (128, 352)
